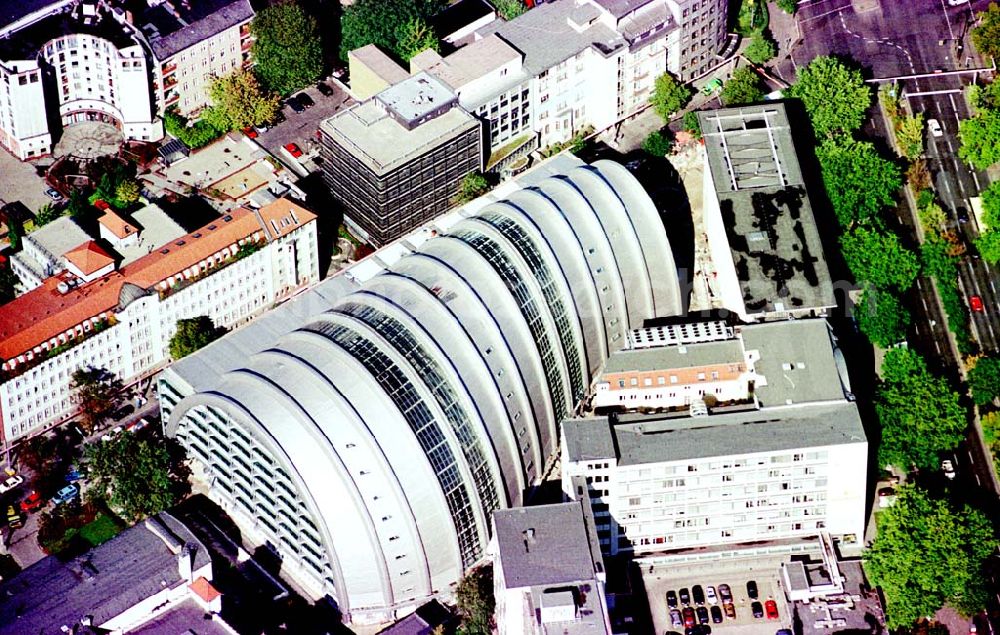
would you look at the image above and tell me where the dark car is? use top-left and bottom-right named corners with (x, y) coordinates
top-left (317, 82), bottom-right (334, 97)
top-left (679, 588), bottom-right (691, 605)
top-left (297, 93), bottom-right (315, 108)
top-left (751, 601), bottom-right (764, 619)
top-left (692, 585), bottom-right (705, 605)
top-left (710, 606), bottom-right (723, 623)
top-left (683, 607), bottom-right (696, 628)
top-left (696, 606), bottom-right (709, 625)
top-left (667, 590), bottom-right (678, 608)
top-left (718, 583), bottom-right (732, 603)
top-left (287, 97), bottom-right (306, 113)
top-left (747, 580), bottom-right (759, 600)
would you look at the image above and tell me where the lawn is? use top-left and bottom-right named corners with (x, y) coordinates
top-left (40, 510), bottom-right (124, 555)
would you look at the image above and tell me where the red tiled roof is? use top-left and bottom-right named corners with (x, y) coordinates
top-left (98, 209), bottom-right (138, 240)
top-left (64, 241), bottom-right (115, 276)
top-left (189, 576), bottom-right (222, 603)
top-left (0, 199), bottom-right (316, 364)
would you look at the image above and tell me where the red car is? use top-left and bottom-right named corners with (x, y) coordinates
top-left (765, 599), bottom-right (779, 620)
top-left (682, 607), bottom-right (696, 628)
top-left (242, 126), bottom-right (258, 139)
top-left (284, 142), bottom-right (303, 158)
top-left (19, 491), bottom-right (42, 513)
top-left (970, 295), bottom-right (984, 312)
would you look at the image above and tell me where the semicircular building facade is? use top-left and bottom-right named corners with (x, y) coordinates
top-left (160, 158), bottom-right (683, 623)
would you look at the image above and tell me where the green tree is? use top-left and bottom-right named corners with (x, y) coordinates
top-left (6, 220), bottom-right (20, 251)
top-left (958, 107), bottom-right (1000, 169)
top-left (895, 112), bottom-right (925, 160)
top-left (70, 367), bottom-right (126, 435)
top-left (979, 180), bottom-right (1000, 230)
top-left (650, 72), bottom-right (691, 121)
top-left (85, 432), bottom-right (178, 522)
top-left (682, 110), bottom-right (702, 138)
top-left (744, 30), bottom-right (777, 65)
top-left (969, 356), bottom-right (1000, 405)
top-left (641, 129), bottom-right (673, 157)
top-left (164, 110), bottom-right (224, 149)
top-left (815, 137), bottom-right (902, 227)
top-left (0, 265), bottom-right (19, 304)
top-left (865, 485), bottom-right (996, 627)
top-left (721, 67), bottom-right (765, 106)
top-left (169, 316), bottom-right (227, 360)
top-left (876, 348), bottom-right (966, 470)
top-left (397, 17), bottom-right (439, 62)
top-left (251, 1), bottom-right (324, 95)
top-left (456, 171), bottom-right (490, 203)
top-left (204, 69), bottom-right (280, 131)
top-left (788, 55), bottom-right (871, 138)
top-left (455, 565), bottom-right (495, 634)
top-left (35, 202), bottom-right (63, 226)
top-left (67, 189), bottom-right (92, 220)
top-left (493, 0), bottom-right (527, 20)
top-left (776, 0), bottom-right (797, 15)
top-left (840, 227), bottom-right (919, 291)
top-left (976, 230), bottom-right (1000, 264)
top-left (855, 287), bottom-right (910, 348)
top-left (114, 179), bottom-right (141, 206)
top-left (340, 0), bottom-right (444, 61)
top-left (972, 2), bottom-right (1000, 60)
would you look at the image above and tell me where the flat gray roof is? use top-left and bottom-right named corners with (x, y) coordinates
top-left (321, 92), bottom-right (478, 175)
top-left (0, 513), bottom-right (211, 635)
top-left (119, 203), bottom-right (188, 266)
top-left (142, 0), bottom-right (253, 60)
top-left (699, 104), bottom-right (835, 317)
top-left (26, 216), bottom-right (90, 260)
top-left (493, 502), bottom-right (602, 589)
top-left (563, 401), bottom-right (866, 466)
top-left (488, 0), bottom-right (624, 75)
top-left (602, 338), bottom-right (744, 374)
top-left (129, 598), bottom-right (236, 634)
top-left (376, 72), bottom-right (457, 126)
top-left (741, 319), bottom-right (847, 407)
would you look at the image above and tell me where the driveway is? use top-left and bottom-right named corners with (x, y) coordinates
top-left (256, 81), bottom-right (355, 172)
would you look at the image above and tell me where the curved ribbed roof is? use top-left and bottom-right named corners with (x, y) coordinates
top-left (164, 159), bottom-right (682, 622)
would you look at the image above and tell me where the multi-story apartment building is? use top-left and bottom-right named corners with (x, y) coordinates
top-left (0, 198), bottom-right (318, 443)
top-left (39, 28), bottom-right (159, 141)
top-left (0, 58), bottom-right (50, 160)
top-left (317, 72), bottom-right (482, 246)
top-left (158, 156), bottom-right (684, 623)
top-left (492, 502), bottom-right (612, 635)
top-left (563, 318), bottom-right (867, 556)
top-left (136, 0), bottom-right (255, 115)
top-left (562, 405), bottom-right (868, 555)
top-left (0, 0), bottom-right (254, 160)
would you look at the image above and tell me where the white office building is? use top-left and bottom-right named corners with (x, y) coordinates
top-left (564, 319), bottom-right (868, 556)
top-left (0, 198), bottom-right (318, 443)
top-left (0, 58), bottom-right (51, 160)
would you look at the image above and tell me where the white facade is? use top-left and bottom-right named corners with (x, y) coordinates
top-left (561, 406), bottom-right (869, 557)
top-left (0, 59), bottom-right (51, 160)
top-left (39, 33), bottom-right (162, 141)
top-left (0, 201), bottom-right (319, 443)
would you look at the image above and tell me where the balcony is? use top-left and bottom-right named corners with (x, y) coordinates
top-left (163, 75), bottom-right (177, 89)
top-left (241, 38), bottom-right (253, 52)
top-left (165, 91), bottom-right (179, 104)
top-left (161, 62), bottom-right (177, 76)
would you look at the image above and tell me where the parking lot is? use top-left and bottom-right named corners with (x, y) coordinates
top-left (255, 80), bottom-right (355, 173)
top-left (641, 557), bottom-right (791, 635)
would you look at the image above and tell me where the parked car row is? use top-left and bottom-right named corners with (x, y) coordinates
top-left (667, 581), bottom-right (779, 626)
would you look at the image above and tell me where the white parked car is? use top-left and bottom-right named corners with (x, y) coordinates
top-left (942, 459), bottom-right (956, 480)
top-left (928, 118), bottom-right (943, 138)
top-left (947, 0), bottom-right (969, 6)
top-left (705, 585), bottom-right (718, 605)
top-left (0, 475), bottom-right (24, 494)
